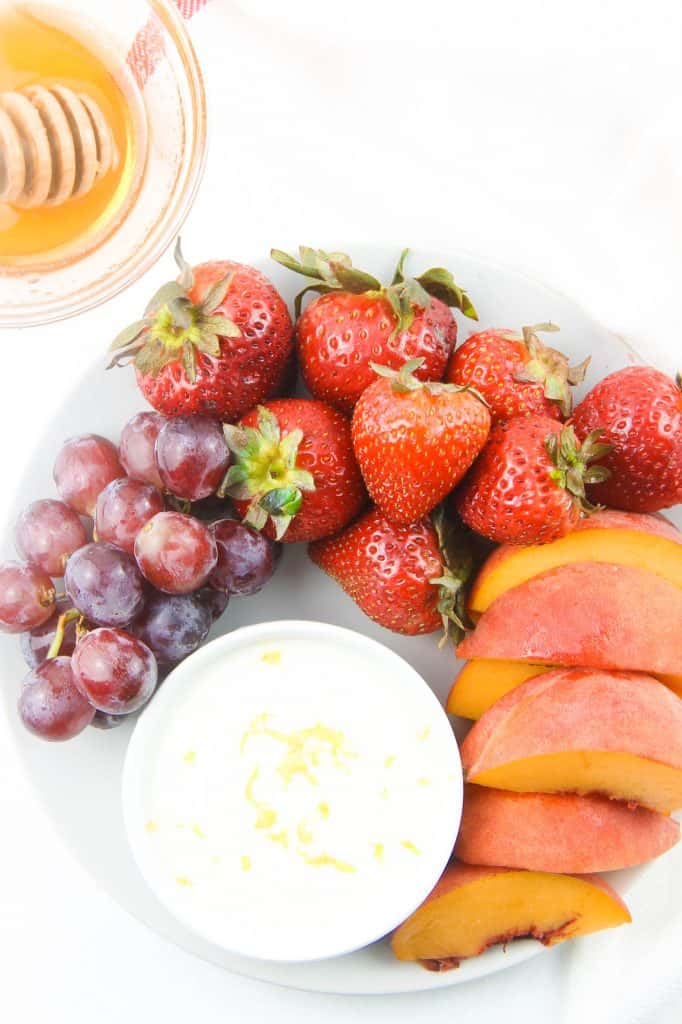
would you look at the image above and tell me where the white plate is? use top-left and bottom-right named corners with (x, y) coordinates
top-left (1, 246), bottom-right (680, 995)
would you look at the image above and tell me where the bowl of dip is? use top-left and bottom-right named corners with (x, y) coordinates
top-left (122, 620), bottom-right (463, 963)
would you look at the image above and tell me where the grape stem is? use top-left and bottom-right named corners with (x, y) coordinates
top-left (75, 617), bottom-right (89, 643)
top-left (46, 608), bottom-right (81, 660)
top-left (165, 494), bottom-right (192, 515)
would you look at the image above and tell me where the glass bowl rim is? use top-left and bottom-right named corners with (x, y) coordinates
top-left (0, 0), bottom-right (208, 329)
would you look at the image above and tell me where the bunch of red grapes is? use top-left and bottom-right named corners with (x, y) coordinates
top-left (1, 413), bottom-right (280, 741)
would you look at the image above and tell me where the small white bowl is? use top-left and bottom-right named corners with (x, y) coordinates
top-left (122, 620), bottom-right (462, 963)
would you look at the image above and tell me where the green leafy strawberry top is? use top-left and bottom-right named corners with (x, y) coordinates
top-left (430, 506), bottom-right (492, 646)
top-left (516, 323), bottom-right (590, 418)
top-left (271, 245), bottom-right (478, 328)
top-left (370, 356), bottom-right (488, 404)
top-left (546, 425), bottom-right (612, 512)
top-left (218, 406), bottom-right (316, 540)
top-left (108, 240), bottom-right (240, 381)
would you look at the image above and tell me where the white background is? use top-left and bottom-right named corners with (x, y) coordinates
top-left (1, 1), bottom-right (681, 1021)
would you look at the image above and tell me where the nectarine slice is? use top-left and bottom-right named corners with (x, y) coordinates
top-left (391, 862), bottom-right (630, 968)
top-left (457, 562), bottom-right (682, 676)
top-left (468, 509), bottom-right (682, 618)
top-left (447, 659), bottom-right (682, 719)
top-left (461, 668), bottom-right (682, 812)
top-left (455, 784), bottom-right (680, 873)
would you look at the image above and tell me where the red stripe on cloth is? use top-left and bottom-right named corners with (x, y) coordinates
top-left (175, 0), bottom-right (209, 17)
top-left (128, 0), bottom-right (208, 88)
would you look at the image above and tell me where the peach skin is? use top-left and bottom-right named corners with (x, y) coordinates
top-left (455, 784), bottom-right (680, 873)
top-left (468, 509), bottom-right (682, 618)
top-left (391, 861), bottom-right (630, 969)
top-left (447, 659), bottom-right (682, 719)
top-left (460, 668), bottom-right (682, 813)
top-left (457, 562), bottom-right (682, 676)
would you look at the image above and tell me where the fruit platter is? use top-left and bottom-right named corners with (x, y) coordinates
top-left (1, 243), bottom-right (680, 995)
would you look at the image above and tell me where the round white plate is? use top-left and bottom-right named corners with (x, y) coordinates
top-left (1, 246), bottom-right (679, 995)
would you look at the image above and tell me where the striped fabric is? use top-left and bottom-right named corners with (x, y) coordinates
top-left (128, 0), bottom-right (209, 87)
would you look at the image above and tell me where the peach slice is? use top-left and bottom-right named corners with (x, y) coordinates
top-left (455, 785), bottom-right (680, 873)
top-left (447, 660), bottom-right (551, 719)
top-left (461, 668), bottom-right (682, 813)
top-left (457, 562), bottom-right (682, 677)
top-left (468, 510), bottom-right (682, 618)
top-left (447, 659), bottom-right (682, 719)
top-left (391, 861), bottom-right (630, 969)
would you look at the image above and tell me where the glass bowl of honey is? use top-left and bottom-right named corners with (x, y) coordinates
top-left (0, 0), bottom-right (206, 326)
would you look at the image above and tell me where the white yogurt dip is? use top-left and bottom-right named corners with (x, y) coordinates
top-left (122, 621), bottom-right (462, 962)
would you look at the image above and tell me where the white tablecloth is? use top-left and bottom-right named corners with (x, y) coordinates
top-left (2, 2), bottom-right (681, 1021)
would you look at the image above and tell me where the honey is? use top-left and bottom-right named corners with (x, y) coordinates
top-left (0, 4), bottom-right (146, 267)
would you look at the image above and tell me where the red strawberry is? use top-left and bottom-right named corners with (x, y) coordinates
top-left (271, 247), bottom-right (478, 414)
top-left (455, 416), bottom-right (612, 545)
top-left (446, 323), bottom-right (589, 423)
top-left (351, 359), bottom-right (491, 525)
top-left (219, 399), bottom-right (366, 543)
top-left (109, 241), bottom-right (293, 420)
top-left (310, 507), bottom-right (480, 638)
top-left (572, 366), bottom-right (682, 513)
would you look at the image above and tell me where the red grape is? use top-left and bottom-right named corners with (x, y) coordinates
top-left (54, 434), bottom-right (124, 516)
top-left (209, 519), bottom-right (280, 596)
top-left (20, 597), bottom-right (79, 667)
top-left (189, 494), bottom-right (234, 522)
top-left (0, 561), bottom-right (55, 633)
top-left (72, 627), bottom-right (157, 714)
top-left (196, 586), bottom-right (229, 622)
top-left (95, 478), bottom-right (165, 554)
top-left (119, 411), bottom-right (165, 489)
top-left (134, 511), bottom-right (217, 594)
top-left (15, 499), bottom-right (88, 577)
top-left (131, 591), bottom-right (212, 663)
top-left (19, 657), bottom-right (95, 740)
top-left (155, 416), bottom-right (230, 501)
top-left (65, 542), bottom-right (145, 627)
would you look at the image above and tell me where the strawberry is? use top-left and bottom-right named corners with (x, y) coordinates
top-left (572, 366), bottom-right (682, 512)
top-left (455, 416), bottom-right (612, 545)
top-left (109, 241), bottom-right (294, 420)
top-left (219, 399), bottom-right (366, 543)
top-left (351, 359), bottom-right (491, 525)
top-left (309, 507), bottom-right (482, 638)
top-left (446, 323), bottom-right (589, 423)
top-left (271, 246), bottom-right (478, 414)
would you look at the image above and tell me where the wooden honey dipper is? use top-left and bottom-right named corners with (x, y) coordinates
top-left (0, 84), bottom-right (118, 208)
